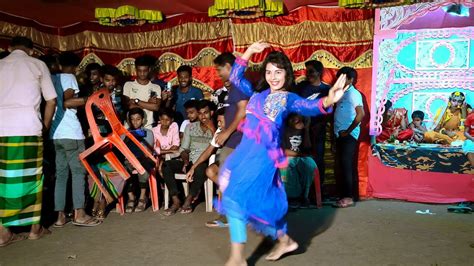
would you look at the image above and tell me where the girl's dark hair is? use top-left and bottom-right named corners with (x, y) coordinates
top-left (128, 107), bottom-right (145, 119)
top-left (256, 51), bottom-right (294, 92)
top-left (158, 108), bottom-right (175, 119)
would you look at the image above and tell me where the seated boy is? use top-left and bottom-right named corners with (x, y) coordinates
top-left (281, 114), bottom-right (317, 208)
top-left (162, 100), bottom-right (216, 215)
top-left (408, 110), bottom-right (427, 143)
top-left (123, 108), bottom-right (155, 213)
top-left (179, 99), bottom-right (199, 139)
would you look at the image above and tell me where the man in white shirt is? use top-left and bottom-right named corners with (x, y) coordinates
top-left (333, 67), bottom-right (365, 208)
top-left (123, 55), bottom-right (161, 129)
top-left (0, 36), bottom-right (57, 245)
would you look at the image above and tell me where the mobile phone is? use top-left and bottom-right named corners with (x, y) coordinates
top-left (150, 91), bottom-right (157, 97)
top-left (166, 82), bottom-right (172, 92)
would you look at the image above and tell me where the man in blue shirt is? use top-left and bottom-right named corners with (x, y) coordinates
top-left (295, 60), bottom-right (331, 187)
top-left (333, 67), bottom-right (365, 208)
top-left (164, 65), bottom-right (204, 126)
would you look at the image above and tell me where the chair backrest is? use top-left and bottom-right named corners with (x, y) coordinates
top-left (85, 89), bottom-right (128, 141)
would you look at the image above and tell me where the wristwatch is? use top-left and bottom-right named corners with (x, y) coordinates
top-left (134, 98), bottom-right (140, 104)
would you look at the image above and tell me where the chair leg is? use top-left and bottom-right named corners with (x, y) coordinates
top-left (205, 179), bottom-right (213, 212)
top-left (80, 157), bottom-right (114, 204)
top-left (149, 173), bottom-right (159, 212)
top-left (314, 168), bottom-right (322, 209)
top-left (182, 183), bottom-right (189, 197)
top-left (164, 186), bottom-right (169, 210)
top-left (110, 135), bottom-right (146, 175)
top-left (117, 196), bottom-right (125, 215)
top-left (103, 151), bottom-right (130, 180)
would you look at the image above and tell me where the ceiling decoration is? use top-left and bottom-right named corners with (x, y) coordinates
top-left (95, 5), bottom-right (163, 26)
top-left (208, 0), bottom-right (284, 19)
top-left (339, 0), bottom-right (432, 9)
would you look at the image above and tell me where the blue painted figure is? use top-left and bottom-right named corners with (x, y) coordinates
top-left (217, 41), bottom-right (349, 265)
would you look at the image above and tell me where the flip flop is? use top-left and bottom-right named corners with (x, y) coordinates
top-left (163, 206), bottom-right (181, 216)
top-left (205, 216), bottom-right (228, 228)
top-left (180, 206), bottom-right (193, 214)
top-left (28, 227), bottom-right (51, 240)
top-left (0, 233), bottom-right (28, 247)
top-left (332, 200), bottom-right (356, 208)
top-left (53, 219), bottom-right (71, 228)
top-left (72, 218), bottom-right (101, 227)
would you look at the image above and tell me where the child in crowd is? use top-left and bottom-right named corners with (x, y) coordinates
top-left (123, 55), bottom-right (161, 129)
top-left (463, 110), bottom-right (474, 168)
top-left (409, 110), bottom-right (427, 143)
top-left (281, 114), bottom-right (317, 208)
top-left (124, 108), bottom-right (155, 212)
top-left (179, 99), bottom-right (199, 138)
top-left (152, 108), bottom-right (180, 170)
top-left (51, 52), bottom-right (100, 227)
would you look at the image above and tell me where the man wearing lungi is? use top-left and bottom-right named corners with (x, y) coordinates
top-left (0, 36), bottom-right (57, 246)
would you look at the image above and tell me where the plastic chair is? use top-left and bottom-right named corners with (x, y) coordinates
top-left (280, 165), bottom-right (322, 209)
top-left (163, 154), bottom-right (215, 212)
top-left (79, 88), bottom-right (157, 206)
top-left (313, 167), bottom-right (322, 209)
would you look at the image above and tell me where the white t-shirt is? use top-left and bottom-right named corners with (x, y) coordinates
top-left (210, 128), bottom-right (222, 148)
top-left (180, 119), bottom-right (190, 133)
top-left (123, 80), bottom-right (161, 129)
top-left (52, 74), bottom-right (85, 140)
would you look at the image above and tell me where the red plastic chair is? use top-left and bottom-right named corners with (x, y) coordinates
top-left (79, 89), bottom-right (158, 210)
top-left (313, 168), bottom-right (322, 209)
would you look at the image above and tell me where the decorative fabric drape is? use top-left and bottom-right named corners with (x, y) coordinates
top-left (0, 6), bottom-right (374, 197)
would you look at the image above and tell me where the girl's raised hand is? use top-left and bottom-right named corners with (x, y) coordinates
top-left (242, 40), bottom-right (270, 61)
top-left (325, 74), bottom-right (350, 107)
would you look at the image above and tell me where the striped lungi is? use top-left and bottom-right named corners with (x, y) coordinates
top-left (0, 136), bottom-right (43, 227)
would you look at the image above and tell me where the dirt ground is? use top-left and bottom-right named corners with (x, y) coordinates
top-left (0, 200), bottom-right (473, 266)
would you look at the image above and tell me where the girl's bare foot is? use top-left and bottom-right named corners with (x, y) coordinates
top-left (265, 235), bottom-right (299, 261)
top-left (225, 257), bottom-right (247, 266)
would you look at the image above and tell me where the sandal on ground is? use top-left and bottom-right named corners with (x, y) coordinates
top-left (53, 218), bottom-right (71, 228)
top-left (0, 233), bottom-right (28, 247)
top-left (163, 204), bottom-right (181, 216)
top-left (205, 216), bottom-right (228, 228)
top-left (96, 209), bottom-right (106, 221)
top-left (135, 199), bottom-right (147, 213)
top-left (28, 227), bottom-right (51, 240)
top-left (72, 217), bottom-right (102, 227)
top-left (126, 199), bottom-right (135, 213)
top-left (180, 205), bottom-right (193, 214)
top-left (332, 199), bottom-right (355, 208)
